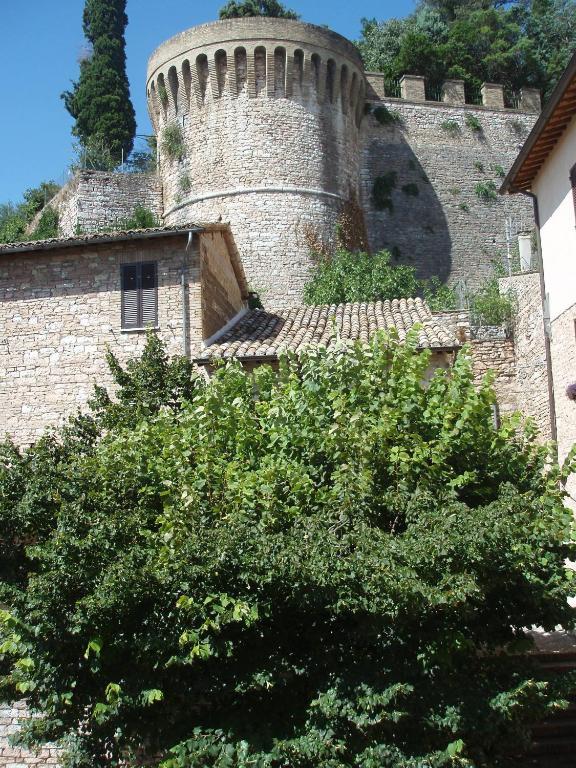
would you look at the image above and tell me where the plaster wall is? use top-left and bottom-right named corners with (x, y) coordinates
top-left (550, 302), bottom-right (576, 506)
top-left (532, 114), bottom-right (576, 321)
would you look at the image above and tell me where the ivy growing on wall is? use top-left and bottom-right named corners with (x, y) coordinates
top-left (373, 105), bottom-right (401, 126)
top-left (372, 172), bottom-right (397, 212)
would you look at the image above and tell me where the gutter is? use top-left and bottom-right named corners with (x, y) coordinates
top-left (0, 227), bottom-right (204, 256)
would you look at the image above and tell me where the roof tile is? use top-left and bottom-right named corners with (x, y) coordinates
top-left (196, 298), bottom-right (459, 363)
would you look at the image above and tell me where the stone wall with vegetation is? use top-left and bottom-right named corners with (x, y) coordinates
top-left (56, 171), bottom-right (163, 237)
top-left (360, 91), bottom-right (538, 288)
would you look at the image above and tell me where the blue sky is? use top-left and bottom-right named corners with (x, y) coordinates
top-left (0, 0), bottom-right (415, 204)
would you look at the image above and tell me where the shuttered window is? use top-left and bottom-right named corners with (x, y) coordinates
top-left (121, 262), bottom-right (158, 329)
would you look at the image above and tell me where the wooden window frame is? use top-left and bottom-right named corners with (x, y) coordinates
top-left (120, 261), bottom-right (158, 330)
top-left (570, 163), bottom-right (576, 224)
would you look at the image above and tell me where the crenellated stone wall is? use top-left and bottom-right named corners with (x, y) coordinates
top-left (360, 92), bottom-right (538, 288)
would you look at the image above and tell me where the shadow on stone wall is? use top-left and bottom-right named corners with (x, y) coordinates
top-left (362, 132), bottom-right (452, 283)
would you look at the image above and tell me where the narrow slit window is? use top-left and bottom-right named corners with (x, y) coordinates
top-left (121, 262), bottom-right (158, 329)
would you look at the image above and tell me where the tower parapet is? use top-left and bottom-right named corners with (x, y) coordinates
top-left (147, 18), bottom-right (365, 307)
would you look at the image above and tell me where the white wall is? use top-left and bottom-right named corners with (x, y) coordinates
top-left (533, 113), bottom-right (576, 321)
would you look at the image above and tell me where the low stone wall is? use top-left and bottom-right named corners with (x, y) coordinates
top-left (56, 171), bottom-right (164, 237)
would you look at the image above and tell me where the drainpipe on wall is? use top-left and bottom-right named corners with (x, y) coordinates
top-left (181, 230), bottom-right (195, 358)
top-left (521, 190), bottom-right (557, 443)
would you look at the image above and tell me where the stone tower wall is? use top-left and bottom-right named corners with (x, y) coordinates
top-left (147, 18), bottom-right (364, 307)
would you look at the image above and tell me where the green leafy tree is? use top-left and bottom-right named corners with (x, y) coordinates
top-left (62, 0), bottom-right (136, 164)
top-left (358, 0), bottom-right (576, 101)
top-left (219, 0), bottom-right (299, 19)
top-left (0, 334), bottom-right (575, 767)
top-left (0, 181), bottom-right (61, 244)
top-left (304, 249), bottom-right (421, 305)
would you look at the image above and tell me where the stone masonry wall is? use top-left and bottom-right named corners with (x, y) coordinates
top-left (148, 18), bottom-right (364, 309)
top-left (0, 702), bottom-right (61, 768)
top-left (0, 234), bottom-right (201, 446)
top-left (500, 271), bottom-right (552, 441)
top-left (360, 97), bottom-right (537, 287)
top-left (471, 334), bottom-right (518, 418)
top-left (57, 171), bottom-right (163, 238)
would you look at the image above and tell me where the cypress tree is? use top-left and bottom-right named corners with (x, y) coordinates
top-left (62, 0), bottom-right (136, 164)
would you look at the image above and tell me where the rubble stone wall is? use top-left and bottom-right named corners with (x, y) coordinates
top-left (360, 97), bottom-right (537, 288)
top-left (57, 171), bottom-right (163, 238)
top-left (0, 234), bottom-right (200, 446)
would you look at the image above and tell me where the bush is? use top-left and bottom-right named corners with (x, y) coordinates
top-left (162, 123), bottom-right (185, 162)
top-left (422, 276), bottom-right (458, 311)
top-left (304, 249), bottom-right (419, 305)
top-left (30, 206), bottom-right (59, 240)
top-left (373, 105), bottom-right (402, 126)
top-left (469, 277), bottom-right (515, 326)
top-left (1, 335), bottom-right (575, 767)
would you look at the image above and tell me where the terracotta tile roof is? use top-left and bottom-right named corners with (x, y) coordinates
top-left (196, 298), bottom-right (459, 363)
top-left (0, 223), bottom-right (228, 255)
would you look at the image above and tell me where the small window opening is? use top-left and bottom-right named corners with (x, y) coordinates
top-left (121, 262), bottom-right (158, 329)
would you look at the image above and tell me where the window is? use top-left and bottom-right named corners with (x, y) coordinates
top-left (570, 164), bottom-right (576, 222)
top-left (121, 262), bottom-right (158, 330)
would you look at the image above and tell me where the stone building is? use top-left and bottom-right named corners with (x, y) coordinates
top-left (0, 16), bottom-right (572, 768)
top-left (43, 17), bottom-right (541, 309)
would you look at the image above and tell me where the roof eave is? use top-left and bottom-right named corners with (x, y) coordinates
top-left (501, 50), bottom-right (576, 195)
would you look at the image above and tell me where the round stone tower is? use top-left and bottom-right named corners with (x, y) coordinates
top-left (147, 18), bottom-right (365, 307)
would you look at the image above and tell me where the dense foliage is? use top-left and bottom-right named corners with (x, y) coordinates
top-left (62, 0), bottom-right (136, 163)
top-left (1, 334), bottom-right (575, 767)
top-left (358, 0), bottom-right (576, 101)
top-left (219, 0), bottom-right (299, 19)
top-left (303, 249), bottom-right (421, 305)
top-left (0, 181), bottom-right (61, 244)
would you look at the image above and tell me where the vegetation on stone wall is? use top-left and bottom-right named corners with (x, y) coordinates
top-left (62, 0), bottom-right (136, 164)
top-left (440, 119), bottom-right (460, 135)
top-left (219, 0), bottom-right (299, 19)
top-left (358, 0), bottom-right (576, 103)
top-left (475, 180), bottom-right (498, 202)
top-left (372, 105), bottom-right (402, 126)
top-left (465, 114), bottom-right (482, 132)
top-left (162, 123), bottom-right (185, 162)
top-left (0, 334), bottom-right (575, 767)
top-left (372, 172), bottom-right (397, 212)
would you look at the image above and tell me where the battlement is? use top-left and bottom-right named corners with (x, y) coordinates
top-left (146, 18), bottom-right (365, 130)
top-left (365, 73), bottom-right (541, 113)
